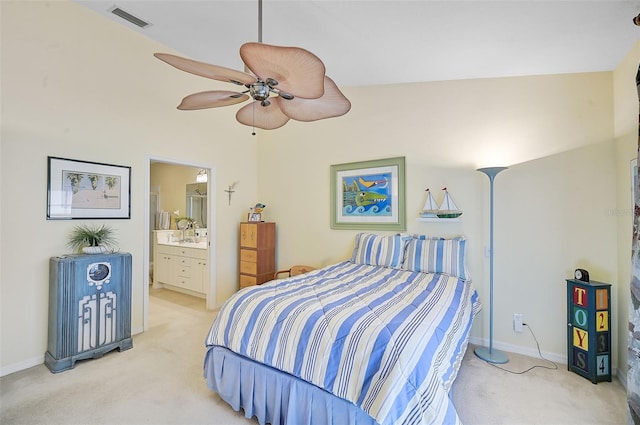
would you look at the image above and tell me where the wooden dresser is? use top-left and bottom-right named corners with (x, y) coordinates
top-left (239, 222), bottom-right (275, 289)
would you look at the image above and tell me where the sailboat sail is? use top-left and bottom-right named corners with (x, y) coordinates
top-left (437, 187), bottom-right (462, 218)
top-left (420, 189), bottom-right (440, 218)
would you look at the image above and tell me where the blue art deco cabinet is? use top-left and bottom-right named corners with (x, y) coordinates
top-left (45, 252), bottom-right (133, 373)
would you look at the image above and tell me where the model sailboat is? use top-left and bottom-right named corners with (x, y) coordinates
top-left (437, 187), bottom-right (463, 218)
top-left (420, 189), bottom-right (440, 218)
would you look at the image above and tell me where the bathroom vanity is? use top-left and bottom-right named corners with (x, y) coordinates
top-left (153, 230), bottom-right (208, 298)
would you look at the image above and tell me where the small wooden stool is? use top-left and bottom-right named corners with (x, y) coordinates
top-left (274, 265), bottom-right (316, 279)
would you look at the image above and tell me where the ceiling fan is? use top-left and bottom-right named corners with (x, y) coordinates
top-left (154, 2), bottom-right (350, 132)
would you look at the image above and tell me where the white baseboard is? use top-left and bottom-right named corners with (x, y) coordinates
top-left (2, 329), bottom-right (144, 377)
top-left (468, 336), bottom-right (566, 364)
top-left (1, 355), bottom-right (44, 377)
top-left (468, 337), bottom-right (624, 380)
top-left (618, 370), bottom-right (628, 389)
top-left (3, 336), bottom-right (626, 384)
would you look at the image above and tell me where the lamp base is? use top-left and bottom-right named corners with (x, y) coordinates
top-left (474, 346), bottom-right (509, 364)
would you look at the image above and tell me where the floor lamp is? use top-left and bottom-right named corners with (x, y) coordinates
top-left (474, 166), bottom-right (509, 364)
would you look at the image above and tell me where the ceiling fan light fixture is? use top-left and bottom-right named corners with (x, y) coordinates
top-left (249, 82), bottom-right (271, 101)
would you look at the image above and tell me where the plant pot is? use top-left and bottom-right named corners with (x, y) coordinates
top-left (82, 245), bottom-right (107, 254)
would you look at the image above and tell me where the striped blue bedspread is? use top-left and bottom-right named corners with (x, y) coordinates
top-left (206, 261), bottom-right (480, 425)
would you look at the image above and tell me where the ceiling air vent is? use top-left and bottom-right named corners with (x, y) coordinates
top-left (110, 6), bottom-right (151, 28)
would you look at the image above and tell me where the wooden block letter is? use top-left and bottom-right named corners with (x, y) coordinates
top-left (573, 327), bottom-right (588, 350)
top-left (573, 286), bottom-right (587, 307)
top-left (596, 311), bottom-right (608, 332)
top-left (573, 348), bottom-right (588, 372)
top-left (573, 306), bottom-right (588, 328)
top-left (597, 332), bottom-right (609, 353)
top-left (596, 355), bottom-right (609, 376)
top-left (596, 289), bottom-right (608, 310)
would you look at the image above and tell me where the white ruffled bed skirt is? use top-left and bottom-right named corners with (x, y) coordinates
top-left (204, 346), bottom-right (378, 425)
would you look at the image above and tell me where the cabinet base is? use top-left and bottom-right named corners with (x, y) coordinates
top-left (162, 283), bottom-right (206, 299)
top-left (44, 338), bottom-right (133, 373)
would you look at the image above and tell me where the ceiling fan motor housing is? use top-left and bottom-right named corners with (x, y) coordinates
top-left (250, 81), bottom-right (270, 101)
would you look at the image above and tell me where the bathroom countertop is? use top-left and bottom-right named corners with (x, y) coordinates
top-left (157, 241), bottom-right (208, 250)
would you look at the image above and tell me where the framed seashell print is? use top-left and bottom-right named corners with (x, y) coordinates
top-left (47, 156), bottom-right (131, 219)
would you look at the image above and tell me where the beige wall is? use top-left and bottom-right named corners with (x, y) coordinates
top-left (1, 0), bottom-right (635, 379)
top-left (256, 69), bottom-right (620, 367)
top-left (0, 1), bottom-right (258, 374)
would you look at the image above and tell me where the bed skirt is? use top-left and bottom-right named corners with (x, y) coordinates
top-left (204, 345), bottom-right (378, 425)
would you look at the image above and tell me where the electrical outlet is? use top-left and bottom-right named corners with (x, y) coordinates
top-left (513, 313), bottom-right (524, 333)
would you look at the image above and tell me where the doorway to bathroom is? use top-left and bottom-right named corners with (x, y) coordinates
top-left (143, 156), bottom-right (216, 331)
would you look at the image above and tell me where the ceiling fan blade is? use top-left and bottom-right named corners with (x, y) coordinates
top-left (177, 91), bottom-right (249, 110)
top-left (279, 76), bottom-right (351, 122)
top-left (154, 53), bottom-right (256, 85)
top-left (240, 42), bottom-right (326, 99)
top-left (236, 99), bottom-right (290, 130)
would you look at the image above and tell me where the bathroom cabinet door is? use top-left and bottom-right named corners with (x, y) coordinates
top-left (191, 258), bottom-right (208, 293)
top-left (155, 250), bottom-right (175, 285)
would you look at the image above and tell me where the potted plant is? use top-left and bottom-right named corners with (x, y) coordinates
top-left (67, 223), bottom-right (118, 254)
top-left (175, 216), bottom-right (196, 229)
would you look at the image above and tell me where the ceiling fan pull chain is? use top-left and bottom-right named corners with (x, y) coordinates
top-left (252, 102), bottom-right (256, 136)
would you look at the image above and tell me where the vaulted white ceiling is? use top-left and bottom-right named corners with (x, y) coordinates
top-left (75, 1), bottom-right (640, 88)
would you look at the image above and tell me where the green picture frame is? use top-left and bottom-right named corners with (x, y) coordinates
top-left (330, 156), bottom-right (406, 230)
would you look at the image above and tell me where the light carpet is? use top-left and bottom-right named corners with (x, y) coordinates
top-left (1, 288), bottom-right (627, 425)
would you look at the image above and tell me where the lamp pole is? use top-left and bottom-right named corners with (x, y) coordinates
top-left (474, 167), bottom-right (509, 364)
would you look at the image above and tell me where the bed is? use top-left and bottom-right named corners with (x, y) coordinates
top-left (204, 233), bottom-right (481, 425)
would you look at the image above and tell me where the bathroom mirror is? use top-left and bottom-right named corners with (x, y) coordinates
top-left (186, 183), bottom-right (207, 228)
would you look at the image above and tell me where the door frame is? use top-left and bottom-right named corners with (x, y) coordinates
top-left (143, 155), bottom-right (217, 331)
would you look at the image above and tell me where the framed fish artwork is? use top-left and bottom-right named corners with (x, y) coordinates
top-left (330, 156), bottom-right (405, 230)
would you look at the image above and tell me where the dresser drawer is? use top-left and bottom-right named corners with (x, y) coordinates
top-left (240, 249), bottom-right (257, 263)
top-left (176, 277), bottom-right (191, 288)
top-left (177, 266), bottom-right (191, 278)
top-left (240, 261), bottom-right (257, 275)
top-left (240, 275), bottom-right (256, 288)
